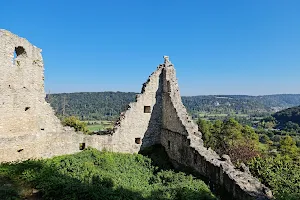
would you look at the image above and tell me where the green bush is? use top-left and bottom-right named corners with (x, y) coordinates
top-left (62, 116), bottom-right (89, 134)
top-left (0, 148), bottom-right (216, 200)
top-left (249, 155), bottom-right (300, 199)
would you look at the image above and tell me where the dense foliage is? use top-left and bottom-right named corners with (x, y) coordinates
top-left (0, 148), bottom-right (216, 200)
top-left (197, 118), bottom-right (259, 164)
top-left (46, 92), bottom-right (137, 120)
top-left (62, 116), bottom-right (90, 134)
top-left (249, 155), bottom-right (300, 200)
top-left (272, 106), bottom-right (300, 130)
top-left (257, 106), bottom-right (300, 145)
top-left (197, 118), bottom-right (300, 199)
top-left (46, 92), bottom-right (300, 120)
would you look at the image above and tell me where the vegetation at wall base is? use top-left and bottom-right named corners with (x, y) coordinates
top-left (46, 92), bottom-right (300, 199)
top-left (0, 148), bottom-right (216, 200)
top-left (249, 155), bottom-right (300, 200)
top-left (197, 117), bottom-right (300, 199)
top-left (197, 118), bottom-right (260, 165)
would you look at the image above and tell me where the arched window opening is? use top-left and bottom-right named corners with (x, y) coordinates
top-left (15, 46), bottom-right (26, 57)
top-left (12, 46), bottom-right (27, 65)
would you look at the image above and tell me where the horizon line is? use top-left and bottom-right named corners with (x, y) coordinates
top-left (47, 91), bottom-right (300, 97)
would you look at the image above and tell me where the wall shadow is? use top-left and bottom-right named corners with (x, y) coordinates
top-left (140, 71), bottom-right (164, 149)
top-left (139, 144), bottom-right (235, 200)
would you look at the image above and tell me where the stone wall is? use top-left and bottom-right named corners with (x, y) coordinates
top-left (109, 65), bottom-right (164, 153)
top-left (0, 30), bottom-right (165, 162)
top-left (0, 30), bottom-right (273, 199)
top-left (0, 29), bottom-right (62, 136)
top-left (0, 30), bottom-right (114, 162)
top-left (160, 60), bottom-right (272, 200)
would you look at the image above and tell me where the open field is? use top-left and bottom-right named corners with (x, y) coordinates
top-left (85, 120), bottom-right (114, 132)
top-left (198, 112), bottom-right (249, 118)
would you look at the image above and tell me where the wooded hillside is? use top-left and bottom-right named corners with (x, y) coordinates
top-left (46, 92), bottom-right (300, 120)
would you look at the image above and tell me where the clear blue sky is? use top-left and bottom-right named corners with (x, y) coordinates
top-left (1, 0), bottom-right (300, 95)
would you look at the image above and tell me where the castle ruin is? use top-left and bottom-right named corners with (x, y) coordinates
top-left (0, 30), bottom-right (273, 200)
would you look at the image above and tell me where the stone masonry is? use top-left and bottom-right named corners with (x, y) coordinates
top-left (0, 30), bottom-right (273, 200)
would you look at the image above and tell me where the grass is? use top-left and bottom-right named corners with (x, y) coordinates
top-left (87, 124), bottom-right (105, 132)
top-left (0, 148), bottom-right (216, 200)
top-left (85, 120), bottom-right (114, 132)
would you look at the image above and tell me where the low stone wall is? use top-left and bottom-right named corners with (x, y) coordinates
top-left (161, 129), bottom-right (272, 200)
top-left (160, 63), bottom-right (272, 200)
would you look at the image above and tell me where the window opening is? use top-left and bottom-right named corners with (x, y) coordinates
top-left (12, 46), bottom-right (27, 64)
top-left (79, 143), bottom-right (85, 150)
top-left (144, 106), bottom-right (151, 113)
top-left (135, 138), bottom-right (141, 144)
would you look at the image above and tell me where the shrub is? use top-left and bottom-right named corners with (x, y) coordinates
top-left (62, 116), bottom-right (89, 134)
top-left (0, 148), bottom-right (216, 200)
top-left (249, 155), bottom-right (300, 199)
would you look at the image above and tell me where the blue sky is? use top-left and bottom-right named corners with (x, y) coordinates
top-left (1, 0), bottom-right (300, 95)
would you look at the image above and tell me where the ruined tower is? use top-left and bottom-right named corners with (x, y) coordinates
top-left (0, 29), bottom-right (63, 135)
top-left (0, 30), bottom-right (272, 200)
top-left (0, 30), bottom-right (90, 161)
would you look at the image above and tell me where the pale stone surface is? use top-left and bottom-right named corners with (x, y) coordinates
top-left (0, 30), bottom-right (108, 162)
top-left (160, 59), bottom-right (272, 200)
top-left (0, 30), bottom-right (273, 200)
top-left (0, 29), bottom-right (62, 136)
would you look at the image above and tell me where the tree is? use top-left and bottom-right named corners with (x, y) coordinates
top-left (279, 136), bottom-right (298, 158)
top-left (197, 119), bottom-right (215, 148)
top-left (242, 125), bottom-right (259, 142)
top-left (249, 155), bottom-right (300, 199)
top-left (282, 121), bottom-right (300, 133)
top-left (259, 134), bottom-right (270, 144)
top-left (197, 118), bottom-right (261, 165)
top-left (227, 143), bottom-right (260, 165)
top-left (62, 116), bottom-right (89, 134)
top-left (220, 118), bottom-right (243, 150)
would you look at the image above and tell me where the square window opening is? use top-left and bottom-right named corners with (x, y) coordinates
top-left (144, 106), bottom-right (151, 113)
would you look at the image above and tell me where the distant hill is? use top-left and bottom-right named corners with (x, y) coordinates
top-left (46, 92), bottom-right (300, 120)
top-left (183, 94), bottom-right (300, 117)
top-left (46, 92), bottom-right (137, 120)
top-left (273, 106), bottom-right (300, 126)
